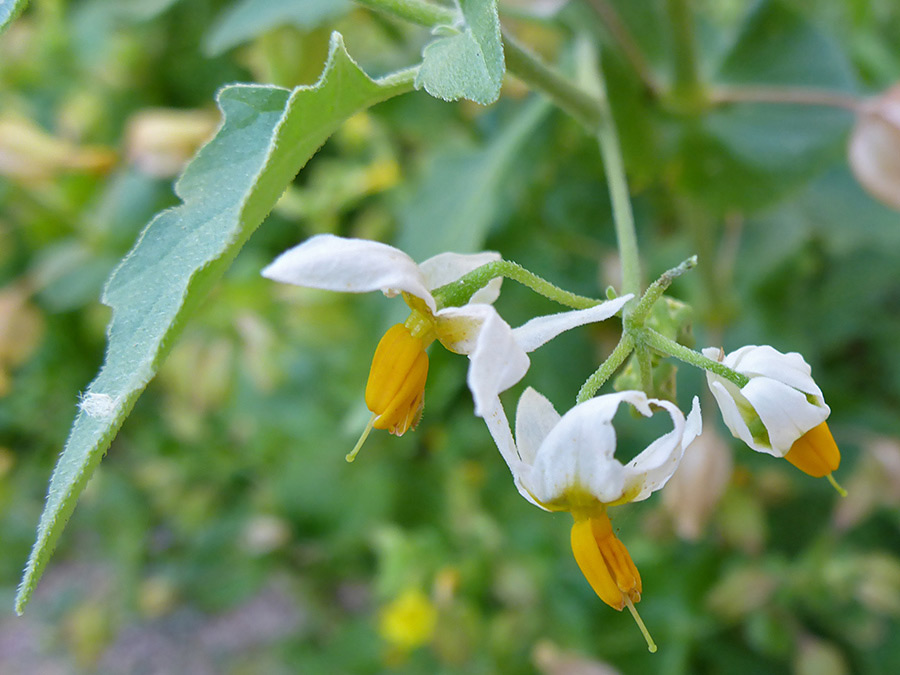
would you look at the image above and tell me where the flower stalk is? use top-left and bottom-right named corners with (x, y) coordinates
top-left (431, 260), bottom-right (604, 310)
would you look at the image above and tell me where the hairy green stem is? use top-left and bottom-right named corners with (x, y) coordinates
top-left (637, 345), bottom-right (653, 394)
top-left (576, 333), bottom-right (635, 403)
top-left (642, 328), bottom-right (749, 388)
top-left (627, 255), bottom-right (697, 326)
top-left (432, 260), bottom-right (603, 310)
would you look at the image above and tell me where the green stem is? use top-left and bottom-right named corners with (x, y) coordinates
top-left (503, 34), bottom-right (603, 129)
top-left (576, 333), bottom-right (635, 403)
top-left (586, 0), bottom-right (661, 96)
top-left (626, 255), bottom-right (697, 326)
top-left (353, 0), bottom-right (454, 26)
top-left (432, 260), bottom-right (604, 310)
top-left (665, 0), bottom-right (703, 106)
top-left (708, 85), bottom-right (862, 112)
top-left (642, 328), bottom-right (749, 388)
top-left (637, 345), bottom-right (653, 393)
top-left (575, 37), bottom-right (641, 301)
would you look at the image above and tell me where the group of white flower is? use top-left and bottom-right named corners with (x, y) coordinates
top-left (263, 235), bottom-right (842, 650)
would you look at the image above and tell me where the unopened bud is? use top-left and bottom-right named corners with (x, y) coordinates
top-left (662, 425), bottom-right (733, 541)
top-left (849, 85), bottom-right (900, 211)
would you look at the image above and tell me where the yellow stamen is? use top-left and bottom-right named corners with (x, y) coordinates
top-left (570, 512), bottom-right (654, 649)
top-left (364, 323), bottom-right (430, 436)
top-left (784, 421), bottom-right (841, 478)
top-left (347, 413), bottom-right (377, 463)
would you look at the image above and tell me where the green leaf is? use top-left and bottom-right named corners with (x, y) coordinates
top-left (415, 0), bottom-right (504, 105)
top-left (398, 97), bottom-right (550, 260)
top-left (0, 0), bottom-right (29, 34)
top-left (679, 0), bottom-right (857, 213)
top-left (204, 0), bottom-right (350, 56)
top-left (15, 32), bottom-right (415, 615)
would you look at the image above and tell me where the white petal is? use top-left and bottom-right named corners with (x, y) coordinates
top-left (727, 345), bottom-right (823, 398)
top-left (419, 251), bottom-right (502, 304)
top-left (511, 295), bottom-right (631, 353)
top-left (478, 393), bottom-right (545, 509)
top-left (515, 387), bottom-right (561, 466)
top-left (463, 307), bottom-right (530, 416)
top-left (433, 305), bottom-right (489, 354)
top-left (526, 393), bottom-right (644, 504)
top-left (623, 396), bottom-right (701, 502)
top-left (742, 378), bottom-right (830, 454)
top-left (261, 234), bottom-right (435, 312)
top-left (683, 395), bottom-right (703, 448)
top-left (707, 377), bottom-right (775, 456)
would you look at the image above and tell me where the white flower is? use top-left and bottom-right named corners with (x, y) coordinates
top-left (484, 387), bottom-right (701, 511)
top-left (263, 234), bottom-right (631, 453)
top-left (702, 345), bottom-right (842, 483)
top-left (478, 385), bottom-right (699, 648)
top-left (701, 345), bottom-right (829, 457)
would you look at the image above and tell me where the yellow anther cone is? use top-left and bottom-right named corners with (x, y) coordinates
top-left (365, 323), bottom-right (429, 436)
top-left (570, 513), bottom-right (656, 652)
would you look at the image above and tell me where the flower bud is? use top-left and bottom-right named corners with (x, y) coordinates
top-left (702, 346), bottom-right (838, 479)
top-left (849, 85), bottom-right (900, 211)
top-left (662, 425), bottom-right (733, 540)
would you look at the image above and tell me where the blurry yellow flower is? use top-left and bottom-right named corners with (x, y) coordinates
top-left (363, 158), bottom-right (401, 193)
top-left (378, 588), bottom-right (437, 651)
top-left (0, 115), bottom-right (115, 181)
top-left (125, 107), bottom-right (219, 178)
top-left (0, 283), bottom-right (45, 397)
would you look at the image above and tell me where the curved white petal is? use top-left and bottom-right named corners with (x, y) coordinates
top-left (705, 345), bottom-right (830, 457)
top-left (419, 251), bottom-right (502, 304)
top-left (463, 306), bottom-right (530, 417)
top-left (707, 378), bottom-right (776, 456)
top-left (623, 396), bottom-right (701, 502)
top-left (742, 378), bottom-right (830, 454)
top-left (262, 234), bottom-right (435, 312)
top-left (515, 387), bottom-right (561, 465)
top-left (478, 393), bottom-right (545, 509)
top-left (433, 306), bottom-right (487, 355)
top-left (523, 392), bottom-right (650, 505)
top-left (511, 295), bottom-right (631, 353)
top-left (726, 345), bottom-right (823, 398)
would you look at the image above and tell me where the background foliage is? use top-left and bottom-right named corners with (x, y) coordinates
top-left (1, 0), bottom-right (899, 673)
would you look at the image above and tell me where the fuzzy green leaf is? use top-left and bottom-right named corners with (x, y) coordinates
top-left (415, 0), bottom-right (504, 105)
top-left (15, 32), bottom-right (415, 615)
top-left (0, 0), bottom-right (29, 34)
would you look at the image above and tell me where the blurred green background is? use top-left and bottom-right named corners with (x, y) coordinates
top-left (1, 0), bottom-right (899, 672)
